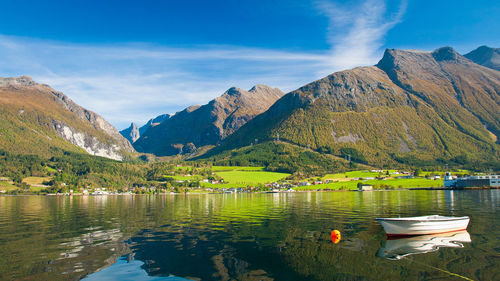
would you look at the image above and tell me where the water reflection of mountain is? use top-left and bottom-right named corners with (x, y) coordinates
top-left (377, 231), bottom-right (472, 260)
top-left (125, 225), bottom-right (297, 281)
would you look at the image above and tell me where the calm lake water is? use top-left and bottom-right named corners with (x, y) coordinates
top-left (0, 190), bottom-right (499, 281)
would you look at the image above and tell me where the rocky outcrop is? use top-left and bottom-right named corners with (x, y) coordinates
top-left (53, 121), bottom-right (123, 160)
top-left (0, 76), bottom-right (134, 160)
top-left (133, 84), bottom-right (285, 156)
top-left (120, 123), bottom-right (140, 144)
top-left (464, 46), bottom-right (500, 71)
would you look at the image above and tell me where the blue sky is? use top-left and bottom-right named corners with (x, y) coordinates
top-left (1, 0), bottom-right (499, 129)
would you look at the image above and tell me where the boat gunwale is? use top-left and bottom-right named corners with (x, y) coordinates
top-left (375, 216), bottom-right (469, 222)
top-left (385, 228), bottom-right (469, 238)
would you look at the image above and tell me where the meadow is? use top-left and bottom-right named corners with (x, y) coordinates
top-left (296, 177), bottom-right (444, 190)
top-left (211, 166), bottom-right (265, 171)
top-left (0, 180), bottom-right (17, 191)
top-left (214, 170), bottom-right (290, 185)
top-left (323, 170), bottom-right (399, 180)
top-left (22, 176), bottom-right (52, 186)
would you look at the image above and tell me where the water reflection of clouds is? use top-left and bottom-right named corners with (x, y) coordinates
top-left (84, 256), bottom-right (190, 281)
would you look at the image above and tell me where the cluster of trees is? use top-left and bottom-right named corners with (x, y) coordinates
top-left (204, 142), bottom-right (350, 177)
top-left (0, 150), bottom-right (46, 183)
top-left (0, 149), bottom-right (220, 193)
top-left (394, 154), bottom-right (500, 171)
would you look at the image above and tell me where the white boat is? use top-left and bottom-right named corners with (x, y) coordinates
top-left (377, 230), bottom-right (471, 260)
top-left (375, 215), bottom-right (470, 237)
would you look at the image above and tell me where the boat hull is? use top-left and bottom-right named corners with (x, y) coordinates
top-left (376, 216), bottom-right (470, 237)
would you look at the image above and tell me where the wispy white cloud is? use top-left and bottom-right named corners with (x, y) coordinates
top-left (0, 0), bottom-right (406, 129)
top-left (316, 0), bottom-right (407, 72)
top-left (0, 34), bottom-right (331, 128)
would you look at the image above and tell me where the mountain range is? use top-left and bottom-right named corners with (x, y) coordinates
top-left (1, 45), bottom-right (499, 170)
top-left (203, 46), bottom-right (500, 167)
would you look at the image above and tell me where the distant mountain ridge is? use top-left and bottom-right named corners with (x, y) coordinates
top-left (120, 113), bottom-right (172, 144)
top-left (209, 46), bottom-right (500, 167)
top-left (465, 46), bottom-right (500, 71)
top-left (140, 113), bottom-right (172, 135)
top-left (133, 84), bottom-right (285, 156)
top-left (0, 76), bottom-right (134, 160)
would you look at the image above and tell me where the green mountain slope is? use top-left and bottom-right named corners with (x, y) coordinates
top-left (0, 76), bottom-right (134, 160)
top-left (209, 47), bottom-right (500, 168)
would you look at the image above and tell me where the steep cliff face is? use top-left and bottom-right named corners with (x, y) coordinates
top-left (216, 47), bottom-right (500, 166)
top-left (133, 84), bottom-right (284, 156)
top-left (0, 76), bottom-right (134, 160)
top-left (120, 123), bottom-right (141, 144)
top-left (464, 45), bottom-right (500, 71)
top-left (52, 120), bottom-right (124, 160)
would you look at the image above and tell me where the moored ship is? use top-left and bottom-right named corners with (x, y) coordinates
top-left (444, 174), bottom-right (500, 188)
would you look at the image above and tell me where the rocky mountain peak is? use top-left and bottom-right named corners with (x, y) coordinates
top-left (377, 48), bottom-right (433, 68)
top-left (120, 122), bottom-right (140, 144)
top-left (464, 45), bottom-right (500, 71)
top-left (432, 46), bottom-right (460, 62)
top-left (249, 84), bottom-right (284, 97)
top-left (249, 84), bottom-right (272, 92)
top-left (0, 76), bottom-right (37, 87)
top-left (224, 87), bottom-right (244, 97)
top-left (133, 84), bottom-right (285, 156)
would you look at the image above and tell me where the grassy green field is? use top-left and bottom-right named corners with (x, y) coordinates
top-left (29, 186), bottom-right (47, 192)
top-left (22, 177), bottom-right (52, 186)
top-left (44, 166), bottom-right (57, 173)
top-left (323, 170), bottom-right (399, 180)
top-left (296, 177), bottom-right (444, 190)
top-left (212, 166), bottom-right (265, 172)
top-left (200, 182), bottom-right (241, 189)
top-left (323, 169), bottom-right (471, 180)
top-left (419, 169), bottom-right (470, 176)
top-left (214, 170), bottom-right (290, 185)
top-left (0, 180), bottom-right (18, 191)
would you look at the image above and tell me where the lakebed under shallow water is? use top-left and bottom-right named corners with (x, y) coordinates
top-left (0, 190), bottom-right (499, 280)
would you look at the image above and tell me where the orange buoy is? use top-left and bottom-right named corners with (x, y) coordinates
top-left (331, 230), bottom-right (341, 244)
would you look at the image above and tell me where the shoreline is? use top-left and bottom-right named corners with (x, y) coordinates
top-left (1, 186), bottom-right (499, 196)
